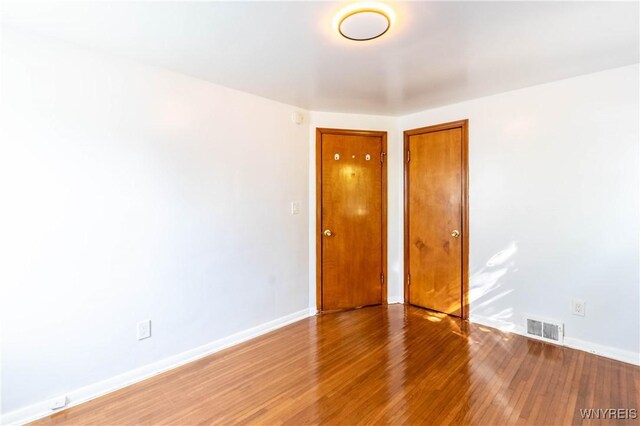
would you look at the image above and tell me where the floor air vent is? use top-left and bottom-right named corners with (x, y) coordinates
top-left (525, 316), bottom-right (563, 344)
top-left (527, 319), bottom-right (543, 337)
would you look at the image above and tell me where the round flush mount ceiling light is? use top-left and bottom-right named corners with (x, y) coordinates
top-left (334, 2), bottom-right (395, 41)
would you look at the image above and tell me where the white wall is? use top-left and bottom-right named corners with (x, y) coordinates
top-left (307, 112), bottom-right (402, 306)
top-left (398, 64), bottom-right (640, 361)
top-left (0, 29), bottom-right (310, 417)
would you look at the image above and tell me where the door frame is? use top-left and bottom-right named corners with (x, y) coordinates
top-left (316, 128), bottom-right (388, 312)
top-left (403, 120), bottom-right (469, 319)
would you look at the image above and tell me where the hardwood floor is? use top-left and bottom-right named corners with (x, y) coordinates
top-left (33, 305), bottom-right (639, 425)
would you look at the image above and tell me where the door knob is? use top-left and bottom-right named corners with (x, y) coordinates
top-left (451, 230), bottom-right (460, 238)
top-left (323, 229), bottom-right (333, 237)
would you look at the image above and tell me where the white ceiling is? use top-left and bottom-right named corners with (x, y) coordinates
top-left (2, 1), bottom-right (639, 115)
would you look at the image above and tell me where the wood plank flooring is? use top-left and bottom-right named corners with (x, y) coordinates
top-left (32, 305), bottom-right (639, 425)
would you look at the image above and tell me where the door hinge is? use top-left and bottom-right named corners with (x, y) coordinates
top-left (380, 152), bottom-right (386, 163)
top-left (380, 273), bottom-right (384, 283)
top-left (406, 150), bottom-right (410, 163)
top-left (407, 273), bottom-right (411, 286)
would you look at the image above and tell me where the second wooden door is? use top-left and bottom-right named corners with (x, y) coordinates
top-left (317, 128), bottom-right (387, 311)
top-left (404, 120), bottom-right (468, 318)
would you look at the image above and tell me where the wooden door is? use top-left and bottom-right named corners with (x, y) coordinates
top-left (316, 128), bottom-right (387, 311)
top-left (404, 120), bottom-right (469, 318)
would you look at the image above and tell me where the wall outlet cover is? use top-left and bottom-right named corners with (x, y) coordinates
top-left (50, 395), bottom-right (68, 410)
top-left (571, 300), bottom-right (586, 317)
top-left (137, 319), bottom-right (152, 340)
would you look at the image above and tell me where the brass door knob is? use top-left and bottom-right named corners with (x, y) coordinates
top-left (323, 229), bottom-right (333, 237)
top-left (451, 230), bottom-right (460, 238)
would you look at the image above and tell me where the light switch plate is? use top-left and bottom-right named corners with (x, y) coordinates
top-left (290, 202), bottom-right (300, 215)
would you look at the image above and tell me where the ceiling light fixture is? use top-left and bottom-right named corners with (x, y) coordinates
top-left (334, 2), bottom-right (395, 41)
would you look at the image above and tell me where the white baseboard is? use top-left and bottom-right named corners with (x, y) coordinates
top-left (1, 308), bottom-right (315, 426)
top-left (470, 314), bottom-right (639, 366)
top-left (563, 337), bottom-right (640, 366)
top-left (470, 314), bottom-right (526, 335)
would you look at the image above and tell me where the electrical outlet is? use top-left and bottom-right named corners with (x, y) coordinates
top-left (137, 319), bottom-right (151, 340)
top-left (50, 395), bottom-right (68, 410)
top-left (571, 300), bottom-right (585, 317)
